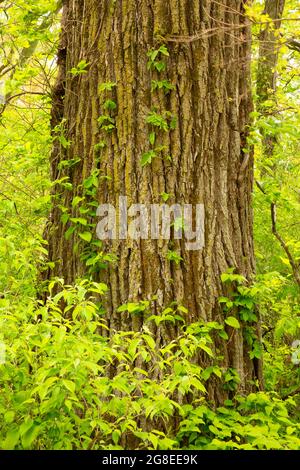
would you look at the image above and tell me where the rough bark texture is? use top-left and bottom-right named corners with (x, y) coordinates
top-left (256, 1), bottom-right (300, 287)
top-left (46, 0), bottom-right (262, 399)
top-left (257, 0), bottom-right (285, 159)
top-left (257, 0), bottom-right (285, 106)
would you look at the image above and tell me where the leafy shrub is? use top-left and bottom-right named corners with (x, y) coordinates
top-left (0, 281), bottom-right (299, 450)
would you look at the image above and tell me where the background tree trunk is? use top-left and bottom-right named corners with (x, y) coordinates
top-left (257, 0), bottom-right (285, 160)
top-left (256, 1), bottom-right (300, 286)
top-left (46, 0), bottom-right (262, 399)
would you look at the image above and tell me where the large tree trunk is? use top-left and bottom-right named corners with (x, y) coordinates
top-left (257, 0), bottom-right (285, 160)
top-left (46, 0), bottom-right (261, 398)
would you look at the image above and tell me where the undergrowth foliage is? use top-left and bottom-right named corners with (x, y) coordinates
top-left (0, 281), bottom-right (299, 450)
top-left (1, 0), bottom-right (300, 452)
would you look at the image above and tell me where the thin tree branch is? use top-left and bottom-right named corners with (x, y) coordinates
top-left (286, 38), bottom-right (300, 53)
top-left (0, 91), bottom-right (46, 117)
top-left (255, 180), bottom-right (266, 195)
top-left (271, 203), bottom-right (300, 287)
top-left (164, 17), bottom-right (300, 43)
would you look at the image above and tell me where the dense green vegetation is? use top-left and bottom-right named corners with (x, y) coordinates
top-left (0, 0), bottom-right (300, 450)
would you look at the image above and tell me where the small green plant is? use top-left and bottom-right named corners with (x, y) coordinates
top-left (223, 368), bottom-right (241, 391)
top-left (146, 111), bottom-right (169, 131)
top-left (160, 192), bottom-right (170, 202)
top-left (146, 110), bottom-right (177, 132)
top-left (177, 393), bottom-right (300, 450)
top-left (141, 150), bottom-right (157, 166)
top-left (70, 60), bottom-right (90, 76)
top-left (219, 269), bottom-right (263, 359)
top-left (103, 99), bottom-right (117, 110)
top-left (147, 45), bottom-right (169, 72)
top-left (151, 79), bottom-right (175, 93)
top-left (142, 46), bottom-right (177, 169)
top-left (97, 82), bottom-right (117, 138)
top-left (98, 82), bottom-right (117, 92)
top-left (97, 115), bottom-right (115, 132)
top-left (57, 157), bottom-right (81, 170)
top-left (166, 250), bottom-right (183, 265)
top-left (53, 119), bottom-right (72, 149)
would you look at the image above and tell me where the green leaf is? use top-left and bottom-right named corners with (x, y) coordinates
top-left (61, 213), bottom-right (69, 225)
top-left (72, 196), bottom-right (84, 207)
top-left (149, 132), bottom-right (156, 145)
top-left (158, 45), bottom-right (169, 56)
top-left (155, 61), bottom-right (166, 72)
top-left (160, 192), bottom-right (170, 202)
top-left (20, 422), bottom-right (40, 449)
top-left (166, 250), bottom-right (183, 265)
top-left (4, 411), bottom-right (15, 424)
top-left (143, 334), bottom-right (156, 351)
top-left (78, 60), bottom-right (89, 69)
top-left (199, 341), bottom-right (214, 357)
top-left (146, 111), bottom-right (169, 131)
top-left (112, 430), bottom-right (121, 445)
top-left (70, 217), bottom-right (87, 226)
top-left (219, 296), bottom-right (229, 303)
top-left (219, 330), bottom-right (229, 340)
top-left (59, 135), bottom-right (71, 149)
top-left (117, 302), bottom-right (149, 314)
top-left (2, 427), bottom-right (19, 450)
top-left (79, 231), bottom-right (92, 243)
top-left (141, 150), bottom-right (156, 166)
top-left (151, 80), bottom-right (175, 93)
top-left (97, 114), bottom-right (115, 126)
top-left (99, 82), bottom-right (117, 92)
top-left (104, 99), bottom-right (117, 110)
top-left (64, 225), bottom-right (76, 240)
top-left (225, 316), bottom-right (240, 329)
top-left (62, 379), bottom-right (76, 394)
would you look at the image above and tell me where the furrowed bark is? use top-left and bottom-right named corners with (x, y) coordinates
top-left (45, 0), bottom-right (262, 400)
top-left (256, 0), bottom-right (300, 288)
top-left (257, 0), bottom-right (285, 159)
